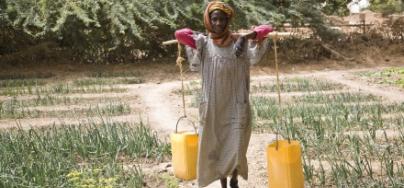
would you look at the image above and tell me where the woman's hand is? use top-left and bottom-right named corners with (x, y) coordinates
top-left (234, 36), bottom-right (246, 57)
top-left (234, 31), bottom-right (257, 57)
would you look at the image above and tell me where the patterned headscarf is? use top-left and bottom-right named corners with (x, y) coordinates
top-left (203, 1), bottom-right (235, 47)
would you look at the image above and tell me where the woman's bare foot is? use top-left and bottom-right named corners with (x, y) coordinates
top-left (220, 178), bottom-right (227, 188)
top-left (230, 170), bottom-right (239, 188)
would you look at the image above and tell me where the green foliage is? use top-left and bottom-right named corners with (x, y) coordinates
top-left (66, 165), bottom-right (144, 188)
top-left (6, 0), bottom-right (401, 63)
top-left (321, 0), bottom-right (404, 16)
top-left (67, 167), bottom-right (119, 187)
top-left (0, 121), bottom-right (170, 187)
top-left (321, 0), bottom-right (350, 16)
top-left (161, 173), bottom-right (179, 188)
top-left (370, 0), bottom-right (404, 15)
top-left (359, 67), bottom-right (404, 88)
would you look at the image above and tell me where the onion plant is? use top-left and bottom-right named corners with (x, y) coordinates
top-left (0, 120), bottom-right (170, 187)
top-left (248, 80), bottom-right (404, 186)
top-left (0, 102), bottom-right (131, 119)
top-left (252, 78), bottom-right (344, 93)
top-left (0, 84), bottom-right (127, 96)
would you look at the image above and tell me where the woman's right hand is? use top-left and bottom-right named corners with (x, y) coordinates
top-left (234, 36), bottom-right (246, 57)
top-left (175, 28), bottom-right (196, 49)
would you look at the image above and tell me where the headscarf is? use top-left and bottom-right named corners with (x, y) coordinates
top-left (203, 1), bottom-right (235, 47)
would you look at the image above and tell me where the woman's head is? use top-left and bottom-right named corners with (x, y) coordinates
top-left (204, 1), bottom-right (234, 35)
top-left (209, 10), bottom-right (228, 34)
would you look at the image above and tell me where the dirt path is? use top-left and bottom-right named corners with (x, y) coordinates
top-left (133, 66), bottom-right (403, 188)
top-left (130, 82), bottom-right (197, 136)
top-left (133, 81), bottom-right (278, 187)
top-left (319, 70), bottom-right (404, 103)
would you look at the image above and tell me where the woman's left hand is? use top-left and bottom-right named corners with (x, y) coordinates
top-left (234, 36), bottom-right (246, 57)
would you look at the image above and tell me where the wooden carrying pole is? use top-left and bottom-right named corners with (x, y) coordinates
top-left (162, 32), bottom-right (293, 46)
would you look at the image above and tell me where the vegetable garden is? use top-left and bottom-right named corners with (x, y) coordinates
top-left (1, 0), bottom-right (404, 187)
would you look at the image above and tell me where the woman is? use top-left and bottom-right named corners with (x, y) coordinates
top-left (175, 1), bottom-right (272, 187)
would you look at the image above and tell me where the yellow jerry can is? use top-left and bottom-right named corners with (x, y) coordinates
top-left (267, 140), bottom-right (304, 188)
top-left (170, 117), bottom-right (198, 180)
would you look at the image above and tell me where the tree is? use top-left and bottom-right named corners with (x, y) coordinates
top-left (0, 0), bottom-right (345, 63)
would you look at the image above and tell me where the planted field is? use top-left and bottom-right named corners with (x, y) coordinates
top-left (175, 75), bottom-right (404, 187)
top-left (88, 71), bottom-right (143, 78)
top-left (250, 78), bottom-right (404, 187)
top-left (2, 69), bottom-right (403, 187)
top-left (0, 71), bottom-right (145, 96)
top-left (0, 83), bottom-right (127, 96)
top-left (0, 101), bottom-right (131, 119)
top-left (73, 77), bottom-right (144, 86)
top-left (0, 73), bottom-right (174, 187)
top-left (0, 95), bottom-right (125, 107)
top-left (0, 121), bottom-right (170, 187)
top-left (251, 78), bottom-right (345, 93)
top-left (0, 79), bottom-right (47, 87)
top-left (358, 67), bottom-right (404, 89)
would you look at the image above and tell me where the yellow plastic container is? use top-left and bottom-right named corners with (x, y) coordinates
top-left (171, 132), bottom-right (198, 180)
top-left (267, 140), bottom-right (304, 188)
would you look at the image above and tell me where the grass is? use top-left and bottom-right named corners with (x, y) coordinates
top-left (0, 101), bottom-right (131, 119)
top-left (251, 78), bottom-right (344, 93)
top-left (0, 72), bottom-right (141, 96)
top-left (161, 173), bottom-right (180, 188)
top-left (0, 79), bottom-right (47, 87)
top-left (252, 96), bottom-right (404, 124)
top-left (0, 83), bottom-right (127, 96)
top-left (2, 95), bottom-right (123, 107)
top-left (73, 77), bottom-right (144, 86)
top-left (173, 80), bottom-right (202, 108)
top-left (292, 92), bottom-right (381, 104)
top-left (358, 67), bottom-right (404, 89)
top-left (252, 97), bottom-right (404, 129)
top-left (66, 165), bottom-right (143, 188)
top-left (0, 73), bottom-right (54, 80)
top-left (0, 120), bottom-right (170, 187)
top-left (172, 80), bottom-right (200, 96)
top-left (88, 71), bottom-right (142, 78)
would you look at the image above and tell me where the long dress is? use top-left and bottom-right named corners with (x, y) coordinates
top-left (185, 33), bottom-right (269, 187)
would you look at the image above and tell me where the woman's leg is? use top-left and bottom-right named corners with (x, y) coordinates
top-left (230, 169), bottom-right (238, 188)
top-left (220, 178), bottom-right (227, 188)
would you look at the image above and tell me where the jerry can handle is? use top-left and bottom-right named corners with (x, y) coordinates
top-left (175, 115), bottom-right (197, 134)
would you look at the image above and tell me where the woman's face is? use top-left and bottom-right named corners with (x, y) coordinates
top-left (210, 10), bottom-right (228, 34)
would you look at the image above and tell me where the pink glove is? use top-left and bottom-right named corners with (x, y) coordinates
top-left (253, 25), bottom-right (273, 40)
top-left (175, 28), bottom-right (196, 49)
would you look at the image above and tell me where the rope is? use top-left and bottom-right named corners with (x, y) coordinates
top-left (176, 43), bottom-right (187, 118)
top-left (175, 43), bottom-right (197, 133)
top-left (273, 33), bottom-right (291, 150)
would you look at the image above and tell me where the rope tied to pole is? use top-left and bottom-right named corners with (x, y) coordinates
top-left (273, 33), bottom-right (291, 150)
top-left (175, 43), bottom-right (196, 133)
top-left (176, 43), bottom-right (187, 118)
